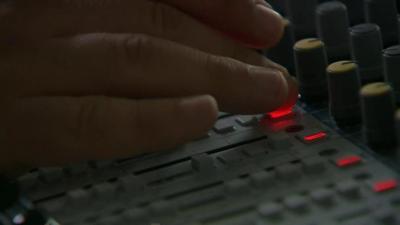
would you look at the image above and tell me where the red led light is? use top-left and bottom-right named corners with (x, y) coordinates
top-left (267, 108), bottom-right (293, 119)
top-left (373, 179), bottom-right (398, 193)
top-left (303, 132), bottom-right (327, 142)
top-left (335, 155), bottom-right (361, 167)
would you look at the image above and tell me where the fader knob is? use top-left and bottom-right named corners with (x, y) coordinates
top-left (361, 83), bottom-right (396, 150)
top-left (350, 24), bottom-right (384, 83)
top-left (383, 45), bottom-right (400, 103)
top-left (395, 109), bottom-right (400, 158)
top-left (365, 0), bottom-right (399, 47)
top-left (327, 61), bottom-right (361, 126)
top-left (285, 0), bottom-right (318, 40)
top-left (316, 1), bottom-right (350, 63)
top-left (294, 38), bottom-right (328, 101)
top-left (267, 19), bottom-right (295, 75)
top-left (338, 0), bottom-right (365, 25)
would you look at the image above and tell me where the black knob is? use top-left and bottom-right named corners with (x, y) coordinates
top-left (284, 0), bottom-right (318, 40)
top-left (361, 82), bottom-right (396, 151)
top-left (350, 24), bottom-right (384, 84)
top-left (327, 61), bottom-right (361, 127)
top-left (365, 0), bottom-right (399, 47)
top-left (337, 0), bottom-right (365, 25)
top-left (267, 19), bottom-right (296, 75)
top-left (294, 38), bottom-right (328, 101)
top-left (316, 1), bottom-right (350, 63)
top-left (383, 45), bottom-right (400, 103)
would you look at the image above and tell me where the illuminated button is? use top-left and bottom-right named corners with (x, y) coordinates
top-left (235, 116), bottom-right (259, 127)
top-left (335, 155), bottom-right (362, 168)
top-left (361, 83), bottom-right (396, 150)
top-left (213, 121), bottom-right (236, 134)
top-left (294, 38), bottom-right (328, 101)
top-left (298, 130), bottom-right (327, 144)
top-left (350, 24), bottom-right (383, 83)
top-left (372, 179), bottom-right (398, 193)
top-left (267, 108), bottom-right (294, 120)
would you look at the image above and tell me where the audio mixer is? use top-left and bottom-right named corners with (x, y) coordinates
top-left (2, 0), bottom-right (400, 224)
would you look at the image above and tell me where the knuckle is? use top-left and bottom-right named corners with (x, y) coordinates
top-left (122, 34), bottom-right (154, 62)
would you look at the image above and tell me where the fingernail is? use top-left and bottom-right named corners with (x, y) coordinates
top-left (180, 95), bottom-right (219, 133)
top-left (249, 66), bottom-right (289, 111)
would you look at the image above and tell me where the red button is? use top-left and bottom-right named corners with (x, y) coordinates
top-left (267, 108), bottom-right (294, 119)
top-left (335, 155), bottom-right (361, 167)
top-left (373, 179), bottom-right (398, 193)
top-left (303, 132), bottom-right (327, 143)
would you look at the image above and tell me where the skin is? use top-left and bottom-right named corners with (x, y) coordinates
top-left (0, 0), bottom-right (298, 174)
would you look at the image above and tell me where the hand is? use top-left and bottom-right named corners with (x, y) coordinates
top-left (0, 0), bottom-right (297, 172)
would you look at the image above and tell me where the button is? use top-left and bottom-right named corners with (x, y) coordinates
top-left (298, 131), bottom-right (328, 144)
top-left (316, 1), bottom-right (351, 62)
top-left (235, 116), bottom-right (259, 127)
top-left (267, 108), bottom-right (294, 120)
top-left (258, 202), bottom-right (283, 218)
top-left (66, 189), bottom-right (90, 206)
top-left (334, 155), bottom-right (362, 168)
top-left (283, 195), bottom-right (308, 212)
top-left (327, 61), bottom-right (362, 126)
top-left (371, 179), bottom-right (398, 193)
top-left (361, 83), bottom-right (397, 150)
top-left (38, 167), bottom-right (64, 183)
top-left (118, 175), bottom-right (144, 193)
top-left (266, 137), bottom-right (293, 150)
top-left (213, 121), bottom-right (236, 134)
top-left (294, 38), bottom-right (328, 101)
top-left (217, 149), bottom-right (245, 165)
top-left (225, 179), bottom-right (249, 195)
top-left (276, 164), bottom-right (302, 180)
top-left (250, 171), bottom-right (275, 188)
top-left (373, 207), bottom-right (397, 225)
top-left (91, 182), bottom-right (116, 202)
top-left (123, 209), bottom-right (148, 222)
top-left (18, 173), bottom-right (38, 190)
top-left (191, 154), bottom-right (215, 172)
top-left (149, 200), bottom-right (176, 217)
top-left (302, 156), bottom-right (326, 174)
top-left (350, 24), bottom-right (384, 83)
top-left (310, 188), bottom-right (334, 206)
top-left (336, 180), bottom-right (361, 198)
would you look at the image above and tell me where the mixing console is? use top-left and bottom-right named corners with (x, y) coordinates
top-left (2, 0), bottom-right (400, 224)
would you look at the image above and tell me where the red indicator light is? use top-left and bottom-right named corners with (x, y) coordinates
top-left (303, 132), bottom-right (327, 142)
top-left (373, 179), bottom-right (398, 193)
top-left (268, 108), bottom-right (293, 119)
top-left (335, 155), bottom-right (361, 167)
